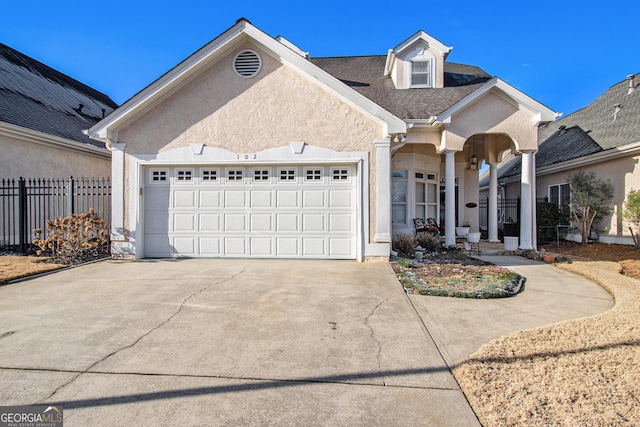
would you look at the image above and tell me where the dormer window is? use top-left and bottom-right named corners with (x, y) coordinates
top-left (411, 59), bottom-right (432, 87)
top-left (407, 48), bottom-right (435, 88)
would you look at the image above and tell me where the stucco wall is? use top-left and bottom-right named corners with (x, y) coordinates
top-left (118, 43), bottom-right (383, 242)
top-left (0, 132), bottom-right (110, 179)
top-left (444, 93), bottom-right (537, 152)
top-left (536, 155), bottom-right (640, 243)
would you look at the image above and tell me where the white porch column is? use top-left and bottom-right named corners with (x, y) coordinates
top-left (519, 150), bottom-right (534, 249)
top-left (488, 162), bottom-right (499, 242)
top-left (374, 138), bottom-right (391, 244)
top-left (531, 152), bottom-right (538, 250)
top-left (444, 150), bottom-right (456, 247)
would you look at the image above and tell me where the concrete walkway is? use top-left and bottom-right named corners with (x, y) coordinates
top-left (0, 256), bottom-right (613, 426)
top-left (409, 256), bottom-right (614, 367)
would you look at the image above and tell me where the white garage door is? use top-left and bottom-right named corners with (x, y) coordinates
top-left (143, 165), bottom-right (358, 259)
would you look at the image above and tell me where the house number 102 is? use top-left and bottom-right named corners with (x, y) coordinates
top-left (237, 154), bottom-right (257, 160)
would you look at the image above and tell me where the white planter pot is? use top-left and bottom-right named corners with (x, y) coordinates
top-left (456, 227), bottom-right (470, 237)
top-left (466, 232), bottom-right (481, 243)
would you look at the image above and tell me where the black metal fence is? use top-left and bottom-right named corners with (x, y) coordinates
top-left (1, 177), bottom-right (111, 254)
top-left (479, 197), bottom-right (549, 238)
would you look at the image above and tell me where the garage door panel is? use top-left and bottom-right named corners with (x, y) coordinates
top-left (199, 213), bottom-right (221, 231)
top-left (251, 190), bottom-right (272, 208)
top-left (276, 214), bottom-right (298, 231)
top-left (199, 190), bottom-right (221, 208)
top-left (303, 214), bottom-right (325, 232)
top-left (145, 188), bottom-right (170, 210)
top-left (250, 214), bottom-right (273, 232)
top-left (329, 214), bottom-right (354, 232)
top-left (330, 238), bottom-right (353, 257)
top-left (224, 214), bottom-right (246, 231)
top-left (276, 238), bottom-right (299, 256)
top-left (224, 237), bottom-right (246, 255)
top-left (144, 164), bottom-right (357, 259)
top-left (173, 213), bottom-right (196, 231)
top-left (276, 190), bottom-right (298, 208)
top-left (303, 238), bottom-right (326, 256)
top-left (145, 212), bottom-right (169, 234)
top-left (199, 237), bottom-right (220, 256)
top-left (302, 189), bottom-right (325, 208)
top-left (250, 238), bottom-right (273, 256)
top-left (145, 236), bottom-right (171, 258)
top-left (174, 190), bottom-right (196, 208)
top-left (329, 189), bottom-right (353, 208)
top-left (225, 190), bottom-right (246, 208)
top-left (173, 237), bottom-right (195, 255)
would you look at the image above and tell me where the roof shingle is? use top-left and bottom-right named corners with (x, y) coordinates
top-left (0, 42), bottom-right (118, 147)
top-left (310, 55), bottom-right (491, 119)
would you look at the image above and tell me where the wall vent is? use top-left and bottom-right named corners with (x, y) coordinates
top-left (233, 49), bottom-right (262, 78)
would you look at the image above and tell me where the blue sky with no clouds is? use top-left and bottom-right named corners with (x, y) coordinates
top-left (2, 0), bottom-right (638, 118)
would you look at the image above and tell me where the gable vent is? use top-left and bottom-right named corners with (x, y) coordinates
top-left (233, 49), bottom-right (262, 78)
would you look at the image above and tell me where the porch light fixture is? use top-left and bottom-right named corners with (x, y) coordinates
top-left (468, 136), bottom-right (479, 169)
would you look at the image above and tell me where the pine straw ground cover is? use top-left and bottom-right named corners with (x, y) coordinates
top-left (454, 260), bottom-right (640, 426)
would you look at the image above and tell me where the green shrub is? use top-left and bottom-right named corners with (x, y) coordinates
top-left (537, 201), bottom-right (562, 244)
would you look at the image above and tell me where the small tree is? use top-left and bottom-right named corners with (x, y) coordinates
top-left (623, 188), bottom-right (640, 249)
top-left (568, 171), bottom-right (614, 244)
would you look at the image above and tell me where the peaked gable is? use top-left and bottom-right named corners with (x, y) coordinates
top-left (88, 19), bottom-right (405, 143)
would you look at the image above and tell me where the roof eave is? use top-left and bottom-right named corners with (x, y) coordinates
top-left (1, 120), bottom-right (110, 158)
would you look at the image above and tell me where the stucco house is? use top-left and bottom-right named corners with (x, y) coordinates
top-left (0, 42), bottom-right (117, 179)
top-left (87, 19), bottom-right (556, 260)
top-left (481, 72), bottom-right (640, 245)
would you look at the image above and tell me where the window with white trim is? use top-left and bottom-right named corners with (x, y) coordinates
top-left (150, 169), bottom-right (168, 183)
top-left (253, 169), bottom-right (270, 182)
top-left (201, 169), bottom-right (218, 182)
top-left (227, 169), bottom-right (244, 182)
top-left (392, 170), bottom-right (408, 225)
top-left (332, 169), bottom-right (349, 181)
top-left (406, 47), bottom-right (436, 88)
top-left (411, 59), bottom-right (432, 87)
top-left (176, 169), bottom-right (193, 182)
top-left (305, 169), bottom-right (323, 181)
top-left (279, 169), bottom-right (296, 181)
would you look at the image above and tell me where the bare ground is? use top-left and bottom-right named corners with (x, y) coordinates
top-left (455, 243), bottom-right (640, 426)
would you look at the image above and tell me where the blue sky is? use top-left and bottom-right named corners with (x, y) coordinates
top-left (2, 0), bottom-right (637, 117)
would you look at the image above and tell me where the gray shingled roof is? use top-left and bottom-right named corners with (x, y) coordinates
top-left (483, 72), bottom-right (640, 183)
top-left (0, 42), bottom-right (118, 148)
top-left (311, 56), bottom-right (491, 119)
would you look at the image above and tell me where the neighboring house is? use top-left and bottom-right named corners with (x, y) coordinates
top-left (481, 72), bottom-right (640, 245)
top-left (0, 42), bottom-right (117, 179)
top-left (88, 18), bottom-right (556, 260)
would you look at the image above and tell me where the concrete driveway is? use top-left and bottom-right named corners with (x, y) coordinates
top-left (0, 259), bottom-right (480, 426)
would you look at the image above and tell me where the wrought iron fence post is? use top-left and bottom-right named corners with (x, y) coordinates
top-left (18, 177), bottom-right (27, 254)
top-left (67, 176), bottom-right (75, 216)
